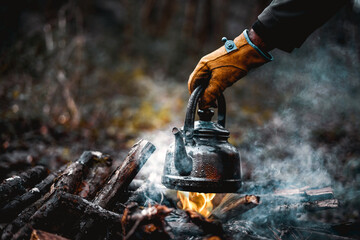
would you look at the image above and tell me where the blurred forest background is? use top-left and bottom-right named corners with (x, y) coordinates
top-left (1, 0), bottom-right (360, 225)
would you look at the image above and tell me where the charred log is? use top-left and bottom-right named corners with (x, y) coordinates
top-left (13, 191), bottom-right (172, 240)
top-left (93, 139), bottom-right (156, 209)
top-left (272, 198), bottom-right (339, 213)
top-left (210, 194), bottom-right (260, 221)
top-left (30, 229), bottom-right (70, 240)
top-left (1, 151), bottom-right (101, 240)
top-left (185, 210), bottom-right (225, 238)
top-left (0, 165), bottom-right (66, 223)
top-left (274, 186), bottom-right (335, 201)
top-left (76, 140), bottom-right (155, 240)
top-left (0, 166), bottom-right (48, 208)
top-left (51, 151), bottom-right (100, 193)
top-left (77, 155), bottom-right (113, 200)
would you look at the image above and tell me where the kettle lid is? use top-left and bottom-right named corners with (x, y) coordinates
top-left (193, 120), bottom-right (229, 139)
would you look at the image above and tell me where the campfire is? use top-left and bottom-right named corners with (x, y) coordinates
top-left (0, 136), bottom-right (351, 240)
top-left (177, 191), bottom-right (216, 218)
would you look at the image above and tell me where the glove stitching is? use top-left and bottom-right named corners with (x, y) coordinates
top-left (211, 65), bottom-right (247, 73)
top-left (206, 43), bottom-right (248, 67)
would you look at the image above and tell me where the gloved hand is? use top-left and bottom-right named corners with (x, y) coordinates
top-left (188, 29), bottom-right (273, 109)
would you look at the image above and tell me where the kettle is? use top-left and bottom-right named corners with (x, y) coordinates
top-left (161, 86), bottom-right (242, 193)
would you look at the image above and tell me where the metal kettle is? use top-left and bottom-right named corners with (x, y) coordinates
top-left (161, 86), bottom-right (242, 193)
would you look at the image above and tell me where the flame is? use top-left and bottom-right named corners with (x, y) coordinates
top-left (177, 191), bottom-right (216, 217)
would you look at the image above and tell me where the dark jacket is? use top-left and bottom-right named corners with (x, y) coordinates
top-left (252, 0), bottom-right (350, 52)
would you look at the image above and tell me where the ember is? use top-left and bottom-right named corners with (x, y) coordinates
top-left (177, 191), bottom-right (216, 218)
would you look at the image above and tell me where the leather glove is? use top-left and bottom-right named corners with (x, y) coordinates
top-left (188, 29), bottom-right (273, 109)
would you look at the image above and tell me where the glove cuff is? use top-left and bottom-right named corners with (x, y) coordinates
top-left (243, 29), bottom-right (273, 61)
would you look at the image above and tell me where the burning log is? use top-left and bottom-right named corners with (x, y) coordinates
top-left (210, 194), bottom-right (260, 221)
top-left (0, 165), bottom-right (67, 222)
top-left (121, 203), bottom-right (172, 239)
top-left (185, 210), bottom-right (225, 237)
top-left (30, 229), bottom-right (70, 240)
top-left (0, 166), bottom-right (48, 208)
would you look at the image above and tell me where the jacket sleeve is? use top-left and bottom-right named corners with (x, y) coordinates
top-left (252, 0), bottom-right (349, 52)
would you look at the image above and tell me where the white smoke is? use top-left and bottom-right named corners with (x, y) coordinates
top-left (137, 127), bottom-right (175, 183)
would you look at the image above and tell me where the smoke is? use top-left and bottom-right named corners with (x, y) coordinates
top-left (242, 112), bottom-right (332, 188)
top-left (137, 127), bottom-right (174, 184)
top-left (234, 4), bottom-right (360, 227)
top-left (133, 4), bottom-right (360, 236)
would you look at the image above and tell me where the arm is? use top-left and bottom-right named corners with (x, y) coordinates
top-left (252, 0), bottom-right (349, 52)
top-left (188, 0), bottom-right (350, 109)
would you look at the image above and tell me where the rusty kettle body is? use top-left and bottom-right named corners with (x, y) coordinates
top-left (161, 86), bottom-right (242, 193)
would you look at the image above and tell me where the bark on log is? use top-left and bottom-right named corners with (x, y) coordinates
top-left (210, 194), bottom-right (260, 220)
top-left (274, 186), bottom-right (334, 201)
top-left (30, 229), bottom-right (70, 240)
top-left (77, 155), bottom-right (113, 200)
top-left (15, 191), bottom-right (170, 240)
top-left (51, 151), bottom-right (100, 193)
top-left (0, 166), bottom-right (48, 208)
top-left (76, 139), bottom-right (155, 240)
top-left (0, 165), bottom-right (66, 223)
top-left (272, 199), bottom-right (339, 213)
top-left (1, 194), bottom-right (53, 240)
top-left (93, 139), bottom-right (156, 209)
top-left (1, 151), bottom-right (99, 240)
top-left (15, 191), bottom-right (123, 240)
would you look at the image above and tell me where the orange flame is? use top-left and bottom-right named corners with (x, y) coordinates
top-left (177, 191), bottom-right (216, 217)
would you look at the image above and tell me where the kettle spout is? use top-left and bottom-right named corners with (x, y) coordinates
top-left (172, 127), bottom-right (193, 176)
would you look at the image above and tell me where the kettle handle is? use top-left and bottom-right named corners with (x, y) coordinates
top-left (183, 86), bottom-right (226, 143)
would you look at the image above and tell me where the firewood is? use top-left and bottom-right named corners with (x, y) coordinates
top-left (77, 155), bottom-right (113, 200)
top-left (272, 198), bottom-right (339, 213)
top-left (274, 186), bottom-right (334, 201)
top-left (185, 210), bottom-right (225, 237)
top-left (10, 190), bottom-right (121, 240)
top-left (0, 165), bottom-right (67, 223)
top-left (1, 196), bottom-right (51, 240)
top-left (14, 191), bottom-right (171, 240)
top-left (0, 153), bottom-right (34, 181)
top-left (122, 204), bottom-right (172, 240)
top-left (1, 151), bottom-right (100, 240)
top-left (0, 166), bottom-right (48, 208)
top-left (93, 139), bottom-right (156, 208)
top-left (304, 187), bottom-right (334, 201)
top-left (76, 140), bottom-right (155, 240)
top-left (30, 229), bottom-right (70, 240)
top-left (210, 194), bottom-right (260, 221)
top-left (51, 151), bottom-right (100, 193)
